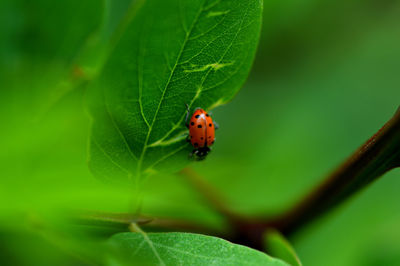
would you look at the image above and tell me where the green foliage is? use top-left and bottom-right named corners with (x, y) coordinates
top-left (264, 229), bottom-right (302, 266)
top-left (1, 0), bottom-right (400, 265)
top-left (107, 232), bottom-right (288, 266)
top-left (87, 0), bottom-right (263, 183)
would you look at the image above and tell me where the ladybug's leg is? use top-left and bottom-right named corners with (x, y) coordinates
top-left (188, 149), bottom-right (196, 159)
top-left (186, 134), bottom-right (191, 142)
top-left (185, 103), bottom-right (191, 128)
top-left (194, 149), bottom-right (205, 161)
top-left (213, 121), bottom-right (219, 130)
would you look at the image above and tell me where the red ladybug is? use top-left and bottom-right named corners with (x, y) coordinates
top-left (185, 105), bottom-right (218, 159)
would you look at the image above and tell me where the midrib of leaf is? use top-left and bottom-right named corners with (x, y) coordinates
top-left (129, 223), bottom-right (166, 266)
top-left (140, 1), bottom-right (251, 172)
top-left (136, 0), bottom-right (207, 176)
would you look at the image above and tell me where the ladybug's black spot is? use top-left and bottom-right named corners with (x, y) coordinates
top-left (190, 122), bottom-right (194, 126)
top-left (209, 123), bottom-right (212, 127)
top-left (201, 137), bottom-right (204, 140)
top-left (195, 115), bottom-right (200, 118)
top-left (194, 143), bottom-right (199, 147)
top-left (208, 136), bottom-right (211, 138)
top-left (197, 125), bottom-right (202, 128)
top-left (206, 114), bottom-right (209, 117)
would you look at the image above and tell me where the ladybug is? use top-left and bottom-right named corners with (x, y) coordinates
top-left (185, 105), bottom-right (218, 160)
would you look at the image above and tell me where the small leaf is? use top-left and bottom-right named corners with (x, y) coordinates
top-left (264, 229), bottom-right (302, 266)
top-left (107, 232), bottom-right (288, 265)
top-left (87, 0), bottom-right (263, 183)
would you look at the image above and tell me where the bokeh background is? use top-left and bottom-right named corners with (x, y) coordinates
top-left (1, 0), bottom-right (400, 265)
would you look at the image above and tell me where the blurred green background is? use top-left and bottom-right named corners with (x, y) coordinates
top-left (1, 0), bottom-right (400, 265)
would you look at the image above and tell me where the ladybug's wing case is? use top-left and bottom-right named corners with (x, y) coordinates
top-left (188, 109), bottom-right (215, 148)
top-left (205, 115), bottom-right (215, 146)
top-left (189, 113), bottom-right (206, 147)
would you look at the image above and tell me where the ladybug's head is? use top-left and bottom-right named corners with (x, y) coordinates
top-left (194, 146), bottom-right (211, 160)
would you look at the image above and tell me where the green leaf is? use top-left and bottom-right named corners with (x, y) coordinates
top-left (264, 229), bottom-right (302, 266)
top-left (107, 232), bottom-right (288, 265)
top-left (87, 0), bottom-right (263, 183)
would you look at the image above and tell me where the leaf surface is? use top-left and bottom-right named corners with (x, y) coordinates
top-left (88, 0), bottom-right (263, 182)
top-left (107, 232), bottom-right (288, 266)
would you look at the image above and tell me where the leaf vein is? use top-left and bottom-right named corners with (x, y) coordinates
top-left (149, 1), bottom-right (251, 144)
top-left (91, 137), bottom-right (132, 175)
top-left (137, 0), bottom-right (207, 174)
top-left (103, 88), bottom-right (139, 161)
top-left (144, 145), bottom-right (187, 172)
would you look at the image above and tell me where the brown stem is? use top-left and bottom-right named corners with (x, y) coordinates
top-left (262, 106), bottom-right (400, 235)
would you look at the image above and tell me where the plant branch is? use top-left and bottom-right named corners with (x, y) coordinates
top-left (262, 106), bottom-right (400, 236)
